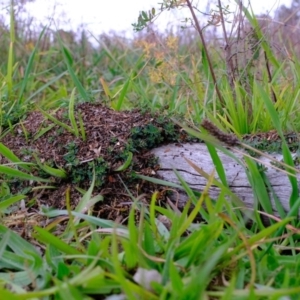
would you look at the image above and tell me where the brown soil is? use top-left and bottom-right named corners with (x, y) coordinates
top-left (2, 103), bottom-right (298, 236)
top-left (1, 103), bottom-right (192, 231)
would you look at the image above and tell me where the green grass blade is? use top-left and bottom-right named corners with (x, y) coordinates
top-left (257, 83), bottom-right (299, 210)
top-left (0, 231), bottom-right (10, 258)
top-left (42, 209), bottom-right (121, 229)
top-left (33, 226), bottom-right (82, 256)
top-left (6, 1), bottom-right (15, 98)
top-left (244, 157), bottom-right (273, 216)
top-left (0, 288), bottom-right (19, 300)
top-left (0, 142), bottom-right (30, 171)
top-left (114, 76), bottom-right (131, 111)
top-left (68, 87), bottom-right (79, 137)
top-left (33, 124), bottom-right (55, 140)
top-left (256, 84), bottom-right (282, 135)
top-left (61, 45), bottom-right (89, 101)
top-left (38, 107), bottom-right (76, 135)
top-left (206, 143), bottom-right (228, 187)
top-left (173, 168), bottom-right (208, 220)
top-left (0, 195), bottom-right (26, 211)
top-left (33, 153), bottom-right (67, 179)
top-left (74, 167), bottom-right (96, 214)
top-left (0, 224), bottom-right (40, 256)
top-left (18, 26), bottom-right (48, 103)
top-left (114, 152), bottom-right (133, 171)
top-left (136, 174), bottom-right (184, 189)
top-left (0, 165), bottom-right (50, 182)
top-left (282, 143), bottom-right (299, 210)
top-left (240, 2), bottom-right (280, 70)
top-left (78, 112), bottom-right (86, 141)
top-left (261, 172), bottom-right (286, 219)
top-left (26, 71), bottom-right (67, 103)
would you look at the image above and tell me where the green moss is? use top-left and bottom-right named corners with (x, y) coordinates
top-left (63, 142), bottom-right (80, 166)
top-left (129, 122), bottom-right (180, 151)
top-left (69, 157), bottom-right (108, 187)
top-left (62, 142), bottom-right (108, 187)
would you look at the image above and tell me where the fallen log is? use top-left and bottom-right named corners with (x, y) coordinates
top-left (151, 143), bottom-right (300, 217)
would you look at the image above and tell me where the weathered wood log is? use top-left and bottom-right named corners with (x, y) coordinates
top-left (151, 143), bottom-right (300, 217)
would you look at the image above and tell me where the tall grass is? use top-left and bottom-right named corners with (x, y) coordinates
top-left (0, 0), bottom-right (300, 298)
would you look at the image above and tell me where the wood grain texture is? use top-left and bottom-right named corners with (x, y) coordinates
top-left (151, 143), bottom-right (300, 216)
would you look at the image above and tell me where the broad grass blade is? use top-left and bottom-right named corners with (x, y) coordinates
top-left (0, 142), bottom-right (30, 171)
top-left (257, 83), bottom-right (299, 211)
top-left (0, 165), bottom-right (50, 182)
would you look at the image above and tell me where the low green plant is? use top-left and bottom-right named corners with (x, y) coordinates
top-left (2, 179), bottom-right (300, 299)
top-left (1, 0), bottom-right (300, 298)
top-left (63, 141), bottom-right (80, 166)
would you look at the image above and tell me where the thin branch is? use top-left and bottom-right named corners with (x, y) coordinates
top-left (185, 0), bottom-right (225, 107)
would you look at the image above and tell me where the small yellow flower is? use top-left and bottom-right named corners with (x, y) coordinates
top-left (166, 36), bottom-right (178, 51)
top-left (136, 33), bottom-right (183, 86)
top-left (149, 67), bottom-right (163, 84)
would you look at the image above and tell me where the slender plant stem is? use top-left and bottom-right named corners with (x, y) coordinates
top-left (185, 0), bottom-right (225, 107)
top-left (217, 0), bottom-right (236, 90)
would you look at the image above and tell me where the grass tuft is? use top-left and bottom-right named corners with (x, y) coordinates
top-left (1, 0), bottom-right (300, 298)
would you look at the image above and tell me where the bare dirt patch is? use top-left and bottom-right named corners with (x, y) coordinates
top-left (1, 103), bottom-right (193, 227)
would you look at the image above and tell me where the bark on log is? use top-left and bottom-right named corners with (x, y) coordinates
top-left (151, 143), bottom-right (300, 217)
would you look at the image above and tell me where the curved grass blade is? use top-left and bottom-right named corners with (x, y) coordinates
top-left (257, 83), bottom-right (299, 211)
top-left (114, 76), bottom-right (131, 111)
top-left (0, 142), bottom-right (30, 171)
top-left (38, 107), bottom-right (76, 135)
top-left (0, 195), bottom-right (26, 211)
top-left (206, 143), bottom-right (228, 187)
top-left (18, 26), bottom-right (48, 103)
top-left (61, 45), bottom-right (89, 101)
top-left (114, 152), bottom-right (133, 171)
top-left (68, 87), bottom-right (79, 137)
top-left (42, 209), bottom-right (120, 229)
top-left (135, 174), bottom-right (184, 189)
top-left (244, 156), bottom-right (273, 216)
top-left (78, 111), bottom-right (86, 141)
top-left (6, 2), bottom-right (15, 98)
top-left (33, 124), bottom-right (55, 141)
top-left (33, 153), bottom-right (67, 179)
top-left (239, 2), bottom-right (279, 70)
top-left (33, 226), bottom-right (82, 257)
top-left (26, 71), bottom-right (67, 103)
top-left (0, 165), bottom-right (50, 182)
top-left (0, 224), bottom-right (40, 256)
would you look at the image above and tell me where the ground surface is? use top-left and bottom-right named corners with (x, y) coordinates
top-left (1, 103), bottom-right (193, 229)
top-left (2, 103), bottom-right (300, 235)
